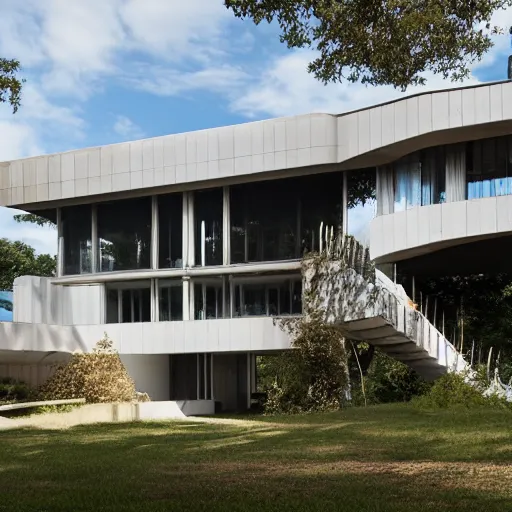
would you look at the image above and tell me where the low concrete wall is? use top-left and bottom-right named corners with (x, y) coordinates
top-left (1, 400), bottom-right (215, 430)
top-left (176, 400), bottom-right (215, 416)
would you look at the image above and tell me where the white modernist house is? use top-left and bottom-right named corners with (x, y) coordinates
top-left (1, 80), bottom-right (512, 411)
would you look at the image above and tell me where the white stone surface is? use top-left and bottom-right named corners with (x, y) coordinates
top-left (370, 195), bottom-right (512, 262)
top-left (2, 82), bottom-right (511, 208)
top-left (303, 263), bottom-right (466, 380)
top-left (0, 316), bottom-right (291, 360)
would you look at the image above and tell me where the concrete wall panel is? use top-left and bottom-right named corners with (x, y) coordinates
top-left (370, 196), bottom-right (512, 263)
top-left (3, 82), bottom-right (512, 209)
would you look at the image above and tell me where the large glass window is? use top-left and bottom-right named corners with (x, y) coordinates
top-left (98, 197), bottom-right (151, 272)
top-left (347, 169), bottom-right (376, 246)
top-left (194, 279), bottom-right (224, 320)
top-left (230, 173), bottom-right (343, 263)
top-left (233, 277), bottom-right (302, 317)
top-left (158, 193), bottom-right (183, 269)
top-left (62, 204), bottom-right (92, 275)
top-left (195, 188), bottom-right (223, 266)
top-left (159, 280), bottom-right (183, 321)
top-left (394, 155), bottom-right (421, 212)
top-left (393, 148), bottom-right (446, 212)
top-left (105, 282), bottom-right (151, 323)
top-left (300, 173), bottom-right (343, 254)
top-left (466, 135), bottom-right (512, 199)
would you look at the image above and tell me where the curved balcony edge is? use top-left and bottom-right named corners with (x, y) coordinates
top-left (369, 195), bottom-right (512, 263)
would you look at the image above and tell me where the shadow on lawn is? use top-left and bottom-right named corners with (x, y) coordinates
top-left (1, 405), bottom-right (512, 511)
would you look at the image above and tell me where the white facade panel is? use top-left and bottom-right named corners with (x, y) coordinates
top-left (417, 94), bottom-right (432, 135)
top-left (49, 155), bottom-right (61, 183)
top-left (358, 109), bottom-right (371, 155)
top-left (497, 195), bottom-right (512, 233)
top-left (369, 107), bottom-right (382, 151)
top-left (36, 158), bottom-right (49, 185)
top-left (75, 151), bottom-right (88, 180)
top-left (405, 206), bottom-right (419, 249)
top-left (405, 97), bottom-right (419, 138)
top-left (474, 86), bottom-right (491, 125)
top-left (130, 140), bottom-right (143, 172)
top-left (432, 92), bottom-right (449, 131)
top-left (380, 103), bottom-right (395, 147)
top-left (490, 84), bottom-right (503, 122)
top-left (371, 195), bottom-right (512, 262)
top-left (441, 201), bottom-right (467, 241)
top-left (394, 100), bottom-right (407, 142)
top-left (88, 148), bottom-right (101, 178)
top-left (448, 90), bottom-right (462, 128)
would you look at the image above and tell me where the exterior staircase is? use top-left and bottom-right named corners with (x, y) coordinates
top-left (303, 242), bottom-right (466, 381)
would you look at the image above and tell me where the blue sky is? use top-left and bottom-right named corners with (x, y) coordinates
top-left (1, 0), bottom-right (511, 255)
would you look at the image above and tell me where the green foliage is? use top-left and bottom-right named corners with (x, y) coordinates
top-left (423, 273), bottom-right (512, 362)
top-left (225, 0), bottom-right (511, 90)
top-left (351, 350), bottom-right (431, 405)
top-left (13, 213), bottom-right (56, 228)
top-left (29, 403), bottom-right (81, 415)
top-left (413, 372), bottom-right (510, 410)
top-left (39, 335), bottom-right (137, 404)
top-left (265, 315), bottom-right (349, 414)
top-left (0, 58), bottom-right (24, 113)
top-left (0, 238), bottom-right (56, 291)
top-left (0, 378), bottom-right (34, 404)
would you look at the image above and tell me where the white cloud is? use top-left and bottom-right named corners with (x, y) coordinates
top-left (113, 115), bottom-right (144, 141)
top-left (231, 50), bottom-right (483, 118)
top-left (128, 64), bottom-right (248, 97)
top-left (0, 207), bottom-right (56, 256)
top-left (120, 0), bottom-right (230, 62)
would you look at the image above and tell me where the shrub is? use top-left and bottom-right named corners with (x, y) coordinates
top-left (412, 372), bottom-right (510, 409)
top-left (0, 378), bottom-right (34, 403)
top-left (265, 316), bottom-right (349, 414)
top-left (39, 335), bottom-right (137, 404)
top-left (351, 351), bottom-right (431, 406)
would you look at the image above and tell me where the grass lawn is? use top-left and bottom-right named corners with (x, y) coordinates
top-left (1, 403), bottom-right (512, 511)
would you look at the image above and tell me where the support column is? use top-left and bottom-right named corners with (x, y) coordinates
top-left (251, 354), bottom-right (257, 394)
top-left (222, 185), bottom-right (230, 266)
top-left (222, 276), bottom-right (227, 318)
top-left (189, 279), bottom-right (195, 321)
top-left (91, 204), bottom-right (98, 273)
top-left (117, 289), bottom-right (122, 323)
top-left (210, 354), bottom-right (214, 401)
top-left (342, 171), bottom-right (348, 234)
top-left (295, 198), bottom-right (301, 256)
top-left (229, 276), bottom-right (235, 318)
top-left (246, 352), bottom-right (252, 410)
top-left (182, 277), bottom-right (190, 321)
top-left (56, 207), bottom-right (64, 277)
top-left (196, 353), bottom-right (200, 400)
top-left (182, 192), bottom-right (189, 268)
top-left (151, 196), bottom-right (159, 269)
top-left (203, 353), bottom-right (208, 400)
top-left (151, 278), bottom-right (159, 322)
top-left (187, 192), bottom-right (195, 267)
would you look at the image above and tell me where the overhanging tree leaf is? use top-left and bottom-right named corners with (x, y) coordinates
top-left (13, 213), bottom-right (56, 228)
top-left (0, 238), bottom-right (56, 291)
top-left (225, 0), bottom-right (511, 89)
top-left (0, 58), bottom-right (24, 113)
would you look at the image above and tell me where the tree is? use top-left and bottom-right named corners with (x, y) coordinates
top-left (0, 58), bottom-right (23, 113)
top-left (13, 213), bottom-right (55, 228)
top-left (225, 0), bottom-right (511, 90)
top-left (39, 335), bottom-right (138, 403)
top-left (0, 238), bottom-right (56, 291)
